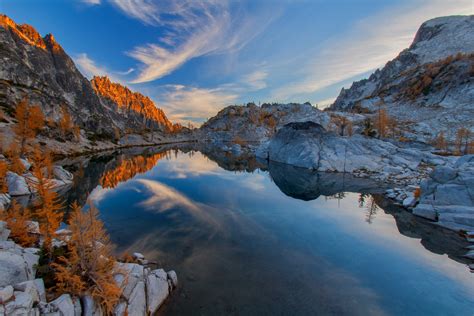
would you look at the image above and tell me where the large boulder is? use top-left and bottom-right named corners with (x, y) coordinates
top-left (414, 157), bottom-right (474, 230)
top-left (49, 294), bottom-right (76, 316)
top-left (53, 166), bottom-right (74, 183)
top-left (127, 281), bottom-right (146, 316)
top-left (258, 122), bottom-right (445, 180)
top-left (146, 269), bottom-right (169, 314)
top-left (6, 172), bottom-right (30, 196)
top-left (0, 252), bottom-right (30, 287)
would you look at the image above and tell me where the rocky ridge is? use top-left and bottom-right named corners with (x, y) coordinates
top-left (330, 15), bottom-right (474, 143)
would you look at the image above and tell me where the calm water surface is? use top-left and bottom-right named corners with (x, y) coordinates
top-left (65, 147), bottom-right (474, 315)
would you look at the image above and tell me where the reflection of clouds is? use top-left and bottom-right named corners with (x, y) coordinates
top-left (136, 178), bottom-right (227, 232)
top-left (137, 179), bottom-right (199, 213)
top-left (87, 185), bottom-right (112, 204)
top-left (157, 152), bottom-right (223, 179)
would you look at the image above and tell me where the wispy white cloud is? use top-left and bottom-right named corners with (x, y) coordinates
top-left (314, 97), bottom-right (336, 110)
top-left (116, 68), bottom-right (135, 75)
top-left (110, 0), bottom-right (280, 83)
top-left (81, 0), bottom-right (101, 5)
top-left (272, 0), bottom-right (473, 102)
top-left (74, 53), bottom-right (134, 84)
top-left (242, 70), bottom-right (268, 91)
top-left (74, 53), bottom-right (114, 79)
top-left (155, 84), bottom-right (238, 125)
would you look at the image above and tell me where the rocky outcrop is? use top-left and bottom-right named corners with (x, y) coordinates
top-left (0, 221), bottom-right (177, 315)
top-left (113, 261), bottom-right (177, 315)
top-left (199, 102), bottom-right (330, 143)
top-left (6, 164), bottom-right (73, 197)
top-left (413, 155), bottom-right (474, 231)
top-left (330, 15), bottom-right (474, 143)
top-left (257, 122), bottom-right (451, 185)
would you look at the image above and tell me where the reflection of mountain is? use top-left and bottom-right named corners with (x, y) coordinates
top-left (99, 152), bottom-right (167, 188)
top-left (373, 196), bottom-right (470, 266)
top-left (267, 161), bottom-right (385, 201)
top-left (60, 145), bottom-right (179, 207)
top-left (197, 144), bottom-right (266, 173)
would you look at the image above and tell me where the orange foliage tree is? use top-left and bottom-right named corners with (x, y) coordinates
top-left (0, 160), bottom-right (8, 193)
top-left (13, 98), bottom-right (45, 155)
top-left (376, 108), bottom-right (389, 138)
top-left (59, 105), bottom-right (73, 136)
top-left (52, 202), bottom-right (121, 314)
top-left (0, 200), bottom-right (37, 247)
top-left (5, 142), bottom-right (25, 175)
top-left (455, 128), bottom-right (471, 155)
top-left (32, 150), bottom-right (63, 253)
top-left (433, 131), bottom-right (448, 152)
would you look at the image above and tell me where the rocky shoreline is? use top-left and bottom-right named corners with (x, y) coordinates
top-left (0, 221), bottom-right (177, 315)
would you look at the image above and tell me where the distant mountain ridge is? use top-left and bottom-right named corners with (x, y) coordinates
top-left (0, 14), bottom-right (176, 141)
top-left (330, 15), bottom-right (474, 142)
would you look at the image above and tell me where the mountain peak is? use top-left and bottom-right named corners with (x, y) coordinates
top-left (0, 14), bottom-right (64, 53)
top-left (0, 14), bottom-right (47, 50)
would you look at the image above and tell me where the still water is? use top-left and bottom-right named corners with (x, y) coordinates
top-left (63, 146), bottom-right (474, 315)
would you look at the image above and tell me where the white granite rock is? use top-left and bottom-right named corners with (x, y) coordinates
top-left (50, 294), bottom-right (75, 316)
top-left (146, 269), bottom-right (169, 314)
top-left (167, 270), bottom-right (178, 289)
top-left (0, 252), bottom-right (30, 287)
top-left (6, 172), bottom-right (30, 196)
top-left (0, 285), bottom-right (14, 304)
top-left (127, 281), bottom-right (146, 316)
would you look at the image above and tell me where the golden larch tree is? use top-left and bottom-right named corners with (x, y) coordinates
top-left (376, 108), bottom-right (389, 138)
top-left (455, 128), bottom-right (471, 155)
top-left (32, 150), bottom-right (63, 253)
top-left (0, 200), bottom-right (37, 247)
top-left (434, 131), bottom-right (448, 152)
top-left (52, 201), bottom-right (121, 314)
top-left (13, 98), bottom-right (45, 155)
top-left (0, 160), bottom-right (8, 193)
top-left (5, 142), bottom-right (25, 175)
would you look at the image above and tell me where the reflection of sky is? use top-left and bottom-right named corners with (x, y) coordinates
top-left (91, 151), bottom-right (474, 315)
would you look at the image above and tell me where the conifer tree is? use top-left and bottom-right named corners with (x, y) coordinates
top-left (0, 160), bottom-right (8, 193)
top-left (5, 142), bottom-right (25, 175)
top-left (0, 200), bottom-right (36, 247)
top-left (32, 150), bottom-right (63, 253)
top-left (52, 202), bottom-right (121, 314)
top-left (13, 98), bottom-right (45, 155)
top-left (434, 131), bottom-right (448, 152)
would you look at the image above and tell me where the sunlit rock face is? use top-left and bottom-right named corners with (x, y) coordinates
top-left (331, 16), bottom-right (474, 142)
top-left (91, 76), bottom-right (177, 132)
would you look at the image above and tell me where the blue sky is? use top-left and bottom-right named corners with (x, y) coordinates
top-left (1, 0), bottom-right (472, 124)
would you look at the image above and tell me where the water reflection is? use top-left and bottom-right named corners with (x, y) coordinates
top-left (58, 145), bottom-right (474, 315)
